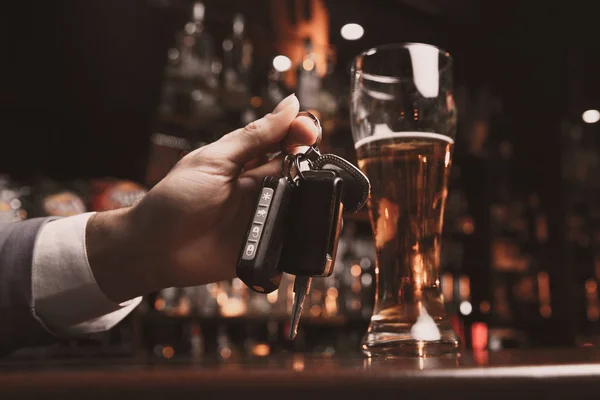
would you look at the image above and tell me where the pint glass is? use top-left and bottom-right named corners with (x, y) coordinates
top-left (350, 43), bottom-right (460, 357)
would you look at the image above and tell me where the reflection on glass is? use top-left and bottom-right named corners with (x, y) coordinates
top-left (350, 43), bottom-right (460, 357)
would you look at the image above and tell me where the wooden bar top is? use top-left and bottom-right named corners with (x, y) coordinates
top-left (2, 348), bottom-right (600, 399)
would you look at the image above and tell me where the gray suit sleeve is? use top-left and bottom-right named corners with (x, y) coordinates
top-left (0, 218), bottom-right (59, 356)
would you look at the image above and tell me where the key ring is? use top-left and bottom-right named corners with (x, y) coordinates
top-left (281, 154), bottom-right (297, 183)
top-left (293, 153), bottom-right (313, 181)
top-left (298, 111), bottom-right (323, 148)
top-left (280, 111), bottom-right (323, 155)
top-left (281, 153), bottom-right (312, 183)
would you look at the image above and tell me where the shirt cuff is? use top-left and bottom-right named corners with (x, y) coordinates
top-left (32, 212), bottom-right (141, 336)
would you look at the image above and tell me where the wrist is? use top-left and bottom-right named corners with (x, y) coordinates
top-left (86, 207), bottom-right (161, 303)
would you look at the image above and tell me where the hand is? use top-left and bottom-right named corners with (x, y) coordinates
top-left (87, 94), bottom-right (320, 303)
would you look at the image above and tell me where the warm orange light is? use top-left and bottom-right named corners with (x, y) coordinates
top-left (461, 217), bottom-right (475, 235)
top-left (325, 296), bottom-right (338, 315)
top-left (350, 264), bottom-right (362, 277)
top-left (473, 349), bottom-right (489, 366)
top-left (587, 305), bottom-right (599, 321)
top-left (537, 271), bottom-right (551, 318)
top-left (293, 355), bottom-right (305, 371)
top-left (459, 275), bottom-right (471, 300)
top-left (216, 292), bottom-right (228, 306)
top-left (251, 344), bottom-right (271, 357)
top-left (220, 347), bottom-right (232, 359)
top-left (585, 279), bottom-right (598, 295)
top-left (250, 96), bottom-right (262, 108)
top-left (310, 305), bottom-right (321, 317)
top-left (479, 301), bottom-right (491, 314)
top-left (471, 322), bottom-right (488, 350)
top-left (162, 346), bottom-right (175, 359)
top-left (442, 273), bottom-right (454, 302)
top-left (220, 298), bottom-right (246, 318)
top-left (269, 0), bottom-right (330, 86)
top-left (540, 304), bottom-right (552, 318)
top-left (536, 215), bottom-right (548, 242)
top-left (154, 298), bottom-right (166, 312)
top-left (178, 297), bottom-right (191, 316)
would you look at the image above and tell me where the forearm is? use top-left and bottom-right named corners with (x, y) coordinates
top-left (85, 208), bottom-right (160, 304)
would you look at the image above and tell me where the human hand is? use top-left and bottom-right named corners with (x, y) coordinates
top-left (87, 94), bottom-right (321, 302)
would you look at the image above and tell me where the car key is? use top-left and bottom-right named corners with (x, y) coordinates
top-left (312, 153), bottom-right (370, 213)
top-left (296, 146), bottom-right (370, 213)
top-left (287, 111), bottom-right (369, 213)
top-left (289, 275), bottom-right (311, 340)
top-left (279, 169), bottom-right (344, 339)
top-left (236, 175), bottom-right (294, 294)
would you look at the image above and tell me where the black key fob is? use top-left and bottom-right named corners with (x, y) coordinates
top-left (236, 176), bottom-right (293, 293)
top-left (312, 153), bottom-right (370, 213)
top-left (279, 170), bottom-right (344, 277)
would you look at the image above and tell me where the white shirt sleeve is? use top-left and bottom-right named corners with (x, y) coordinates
top-left (32, 212), bottom-right (142, 336)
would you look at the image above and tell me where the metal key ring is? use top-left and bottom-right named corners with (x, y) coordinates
top-left (293, 153), bottom-right (314, 181)
top-left (281, 154), bottom-right (296, 183)
top-left (280, 111), bottom-right (323, 155)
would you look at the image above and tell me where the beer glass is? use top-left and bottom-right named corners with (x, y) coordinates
top-left (350, 43), bottom-right (460, 357)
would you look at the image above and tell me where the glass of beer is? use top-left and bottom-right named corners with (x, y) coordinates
top-left (350, 43), bottom-right (460, 357)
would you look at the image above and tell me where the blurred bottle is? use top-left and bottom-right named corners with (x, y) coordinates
top-left (30, 178), bottom-right (86, 218)
top-left (89, 179), bottom-right (147, 211)
top-left (189, 321), bottom-right (205, 360)
top-left (264, 67), bottom-right (290, 110)
top-left (317, 49), bottom-right (340, 147)
top-left (146, 0), bottom-right (222, 187)
top-left (222, 14), bottom-right (253, 100)
top-left (216, 325), bottom-right (239, 362)
top-left (295, 38), bottom-right (321, 112)
top-left (0, 175), bottom-right (28, 226)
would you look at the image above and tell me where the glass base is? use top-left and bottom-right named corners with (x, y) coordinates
top-left (361, 319), bottom-right (460, 358)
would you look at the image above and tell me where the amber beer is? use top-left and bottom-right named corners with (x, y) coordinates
top-left (357, 132), bottom-right (459, 355)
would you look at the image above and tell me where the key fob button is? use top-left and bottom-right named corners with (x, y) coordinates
top-left (258, 188), bottom-right (274, 206)
top-left (254, 206), bottom-right (268, 222)
top-left (250, 224), bottom-right (262, 239)
top-left (236, 176), bottom-right (294, 294)
top-left (242, 243), bottom-right (257, 260)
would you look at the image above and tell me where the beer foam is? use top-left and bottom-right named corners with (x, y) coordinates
top-left (355, 129), bottom-right (454, 149)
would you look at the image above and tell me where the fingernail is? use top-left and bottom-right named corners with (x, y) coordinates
top-left (273, 93), bottom-right (297, 114)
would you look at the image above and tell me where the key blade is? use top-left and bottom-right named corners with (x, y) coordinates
top-left (289, 276), bottom-right (312, 340)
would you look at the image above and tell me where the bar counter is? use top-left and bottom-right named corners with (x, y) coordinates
top-left (2, 348), bottom-right (600, 399)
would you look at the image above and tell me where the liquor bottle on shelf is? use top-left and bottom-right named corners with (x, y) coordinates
top-left (30, 178), bottom-right (87, 218)
top-left (0, 175), bottom-right (28, 226)
top-left (146, 0), bottom-right (222, 187)
top-left (486, 137), bottom-right (537, 349)
top-left (264, 67), bottom-right (290, 110)
top-left (295, 38), bottom-right (321, 113)
top-left (317, 48), bottom-right (341, 150)
top-left (222, 13), bottom-right (253, 100)
top-left (216, 324), bottom-right (239, 362)
top-left (440, 167), bottom-right (468, 334)
top-left (561, 120), bottom-right (600, 340)
top-left (189, 321), bottom-right (205, 360)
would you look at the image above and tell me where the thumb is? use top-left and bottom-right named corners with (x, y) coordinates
top-left (196, 94), bottom-right (299, 170)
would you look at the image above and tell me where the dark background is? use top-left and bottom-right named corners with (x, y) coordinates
top-left (1, 0), bottom-right (599, 348)
top-left (3, 0), bottom-right (598, 181)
